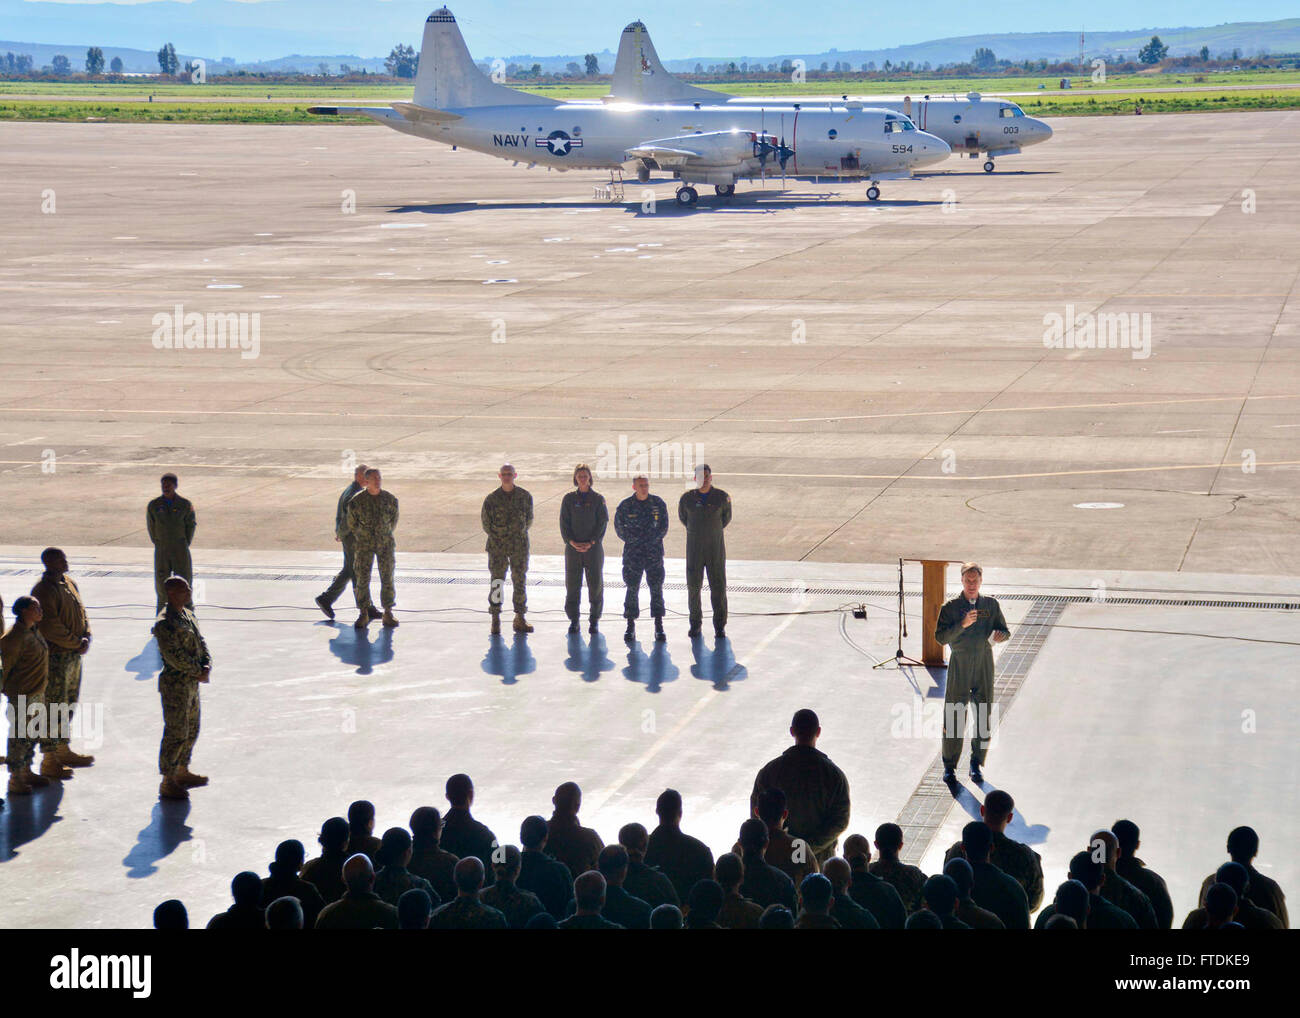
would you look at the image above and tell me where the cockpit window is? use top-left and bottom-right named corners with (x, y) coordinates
top-left (999, 105), bottom-right (1026, 118)
top-left (885, 118), bottom-right (915, 133)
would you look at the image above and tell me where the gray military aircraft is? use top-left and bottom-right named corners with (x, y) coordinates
top-left (608, 21), bottom-right (1053, 173)
top-left (308, 7), bottom-right (949, 206)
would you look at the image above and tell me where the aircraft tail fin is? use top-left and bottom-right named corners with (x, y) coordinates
top-left (413, 7), bottom-right (556, 109)
top-left (608, 21), bottom-right (725, 104)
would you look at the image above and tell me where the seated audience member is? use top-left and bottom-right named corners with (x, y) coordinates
top-left (904, 909), bottom-right (942, 930)
top-left (517, 814), bottom-right (574, 919)
top-left (794, 873), bottom-right (840, 929)
top-left (650, 904), bottom-right (683, 930)
top-left (1201, 883), bottom-right (1244, 930)
top-left (558, 871), bottom-right (623, 930)
top-left (315, 855), bottom-right (399, 930)
top-left (823, 857), bottom-right (879, 929)
top-left (1182, 862), bottom-right (1283, 931)
top-left (546, 782), bottom-right (605, 878)
top-left (261, 839), bottom-right (326, 930)
top-left (737, 818), bottom-right (796, 910)
top-left (732, 787), bottom-right (819, 888)
top-left (207, 872), bottom-right (266, 930)
top-left (921, 874), bottom-right (970, 929)
top-left (843, 834), bottom-right (907, 929)
top-left (714, 853), bottom-right (763, 930)
top-left (265, 896), bottom-right (304, 931)
top-left (1043, 914), bottom-right (1079, 929)
top-left (1033, 855), bottom-right (1135, 930)
top-left (440, 774), bottom-right (499, 883)
top-left (397, 889), bottom-right (433, 930)
top-left (758, 904), bottom-right (795, 929)
top-left (957, 820), bottom-right (1029, 929)
top-left (408, 806), bottom-right (459, 904)
top-left (619, 822), bottom-right (679, 909)
top-left (594, 845), bottom-right (652, 929)
top-left (645, 788), bottom-right (715, 904)
top-left (429, 857), bottom-right (509, 930)
top-left (373, 827), bottom-right (439, 907)
top-left (869, 823), bottom-right (927, 913)
top-left (345, 800), bottom-right (382, 862)
top-left (153, 899), bottom-right (188, 930)
top-left (944, 857), bottom-right (1004, 930)
top-left (684, 879), bottom-right (726, 929)
top-left (1197, 826), bottom-right (1288, 928)
top-left (1112, 819), bottom-right (1174, 929)
top-left (480, 845), bottom-right (547, 929)
top-left (1090, 828), bottom-right (1158, 929)
top-left (301, 817), bottom-right (351, 904)
top-left (944, 790), bottom-right (1043, 911)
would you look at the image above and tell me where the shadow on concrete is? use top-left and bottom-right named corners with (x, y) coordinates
top-left (564, 632), bottom-right (616, 684)
top-left (125, 638), bottom-right (162, 683)
top-left (946, 778), bottom-right (1051, 847)
top-left (689, 636), bottom-right (747, 691)
top-left (481, 634), bottom-right (537, 686)
top-left (0, 782), bottom-right (64, 862)
top-left (390, 194), bottom-right (946, 217)
top-left (622, 640), bottom-right (680, 693)
top-left (123, 799), bottom-right (193, 878)
top-left (328, 625), bottom-right (395, 675)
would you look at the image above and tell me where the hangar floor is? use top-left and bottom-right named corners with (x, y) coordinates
top-left (0, 548), bottom-right (1295, 928)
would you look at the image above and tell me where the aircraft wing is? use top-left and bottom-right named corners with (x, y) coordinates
top-left (624, 143), bottom-right (705, 167)
top-left (307, 106), bottom-right (406, 125)
top-left (389, 102), bottom-right (463, 125)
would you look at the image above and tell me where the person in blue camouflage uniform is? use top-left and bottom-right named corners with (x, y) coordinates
top-left (614, 473), bottom-right (669, 643)
top-left (677, 464), bottom-right (731, 639)
top-left (481, 463), bottom-right (534, 635)
top-left (316, 463), bottom-right (369, 620)
top-left (346, 468), bottom-right (400, 630)
top-left (152, 576), bottom-right (210, 801)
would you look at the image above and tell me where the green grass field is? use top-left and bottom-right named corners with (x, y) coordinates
top-left (3, 69), bottom-right (1299, 122)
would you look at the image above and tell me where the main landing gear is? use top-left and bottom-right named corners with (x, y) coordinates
top-left (675, 185), bottom-right (699, 207)
top-left (715, 183), bottom-right (735, 199)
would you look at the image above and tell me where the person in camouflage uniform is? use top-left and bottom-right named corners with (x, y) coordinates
top-left (1, 596), bottom-right (50, 796)
top-left (481, 463), bottom-right (534, 635)
top-left (146, 473), bottom-right (196, 614)
top-left (152, 576), bottom-right (210, 801)
top-left (346, 467), bottom-right (399, 630)
top-left (316, 463), bottom-right (369, 620)
top-left (614, 473), bottom-right (669, 644)
top-left (31, 547), bottom-right (94, 775)
top-left (677, 464), bottom-right (732, 639)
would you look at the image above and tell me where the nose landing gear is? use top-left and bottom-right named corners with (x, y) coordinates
top-left (866, 184), bottom-right (881, 201)
top-left (983, 159), bottom-right (996, 173)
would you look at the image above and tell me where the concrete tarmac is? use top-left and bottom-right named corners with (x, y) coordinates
top-left (1, 111), bottom-right (1297, 575)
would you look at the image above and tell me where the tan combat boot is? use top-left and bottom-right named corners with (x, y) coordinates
top-left (38, 755), bottom-right (70, 781)
top-left (159, 774), bottom-right (189, 800)
top-left (54, 745), bottom-right (95, 767)
top-left (8, 771), bottom-right (33, 795)
top-left (25, 766), bottom-right (51, 788)
top-left (354, 611), bottom-right (369, 629)
top-left (512, 613), bottom-right (534, 634)
top-left (382, 609), bottom-right (399, 628)
top-left (175, 764), bottom-right (208, 787)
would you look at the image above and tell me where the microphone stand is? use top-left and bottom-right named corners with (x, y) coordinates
top-left (873, 558), bottom-right (926, 670)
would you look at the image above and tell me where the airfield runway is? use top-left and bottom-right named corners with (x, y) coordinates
top-left (1, 110), bottom-right (1298, 574)
top-left (0, 111), bottom-right (1298, 928)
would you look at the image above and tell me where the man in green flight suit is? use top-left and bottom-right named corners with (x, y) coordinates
top-left (346, 468), bottom-right (399, 631)
top-left (152, 576), bottom-right (210, 801)
top-left (146, 473), bottom-right (196, 614)
top-left (482, 463), bottom-right (534, 635)
top-left (677, 465), bottom-right (731, 639)
top-left (936, 562), bottom-right (1010, 784)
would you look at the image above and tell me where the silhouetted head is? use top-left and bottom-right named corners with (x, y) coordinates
top-left (553, 781), bottom-right (582, 816)
top-left (759, 904), bottom-right (795, 929)
top-left (319, 816), bottom-right (350, 853)
top-left (1044, 913), bottom-right (1078, 929)
top-left (650, 904), bottom-right (683, 929)
top-left (822, 857), bottom-right (851, 895)
top-left (342, 854), bottom-right (375, 895)
top-left (874, 823), bottom-right (904, 858)
top-left (790, 708), bottom-right (820, 745)
top-left (943, 857), bottom-right (975, 898)
top-left (347, 800), bottom-right (376, 836)
top-left (597, 845), bottom-right (629, 885)
top-left (982, 789), bottom-right (1015, 830)
top-left (446, 773), bottom-right (474, 809)
top-left (618, 822), bottom-right (649, 860)
top-left (269, 839), bottom-right (307, 879)
top-left (265, 896), bottom-right (303, 930)
top-left (655, 788), bottom-right (683, 824)
top-left (1067, 852), bottom-right (1104, 895)
top-left (1205, 883), bottom-right (1238, 924)
top-left (40, 547), bottom-right (68, 575)
top-left (153, 899), bottom-right (188, 930)
top-left (922, 874), bottom-right (959, 917)
top-left (686, 880), bottom-right (725, 926)
top-left (377, 827), bottom-right (413, 868)
top-left (525, 911), bottom-right (558, 930)
top-left (573, 871), bottom-right (606, 914)
top-left (1112, 819), bottom-right (1140, 857)
top-left (398, 889), bottom-right (433, 930)
top-left (1214, 861), bottom-right (1250, 898)
top-left (410, 806), bottom-right (443, 845)
top-left (714, 853), bottom-right (744, 892)
top-left (231, 871), bottom-right (262, 907)
top-left (1054, 879), bottom-right (1091, 925)
top-left (1226, 826), bottom-right (1260, 864)
top-left (454, 856), bottom-right (485, 896)
top-left (755, 786), bottom-right (788, 828)
top-left (905, 909), bottom-right (942, 930)
top-left (520, 815), bottom-right (549, 850)
top-left (843, 833), bottom-right (871, 868)
top-left (738, 818), bottom-right (769, 854)
top-left (493, 844), bottom-right (522, 883)
top-left (799, 873), bottom-right (834, 915)
top-left (961, 820), bottom-right (993, 864)
top-left (1089, 829), bottom-right (1120, 869)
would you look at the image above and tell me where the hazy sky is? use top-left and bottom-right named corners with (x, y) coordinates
top-left (10, 0), bottom-right (1296, 57)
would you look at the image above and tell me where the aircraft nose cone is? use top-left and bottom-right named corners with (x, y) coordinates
top-left (919, 132), bottom-right (950, 164)
top-left (1032, 118), bottom-right (1053, 142)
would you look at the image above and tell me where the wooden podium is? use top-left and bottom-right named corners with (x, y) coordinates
top-left (906, 558), bottom-right (954, 667)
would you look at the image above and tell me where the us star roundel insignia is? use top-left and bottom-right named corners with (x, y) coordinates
top-left (538, 130), bottom-right (583, 155)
